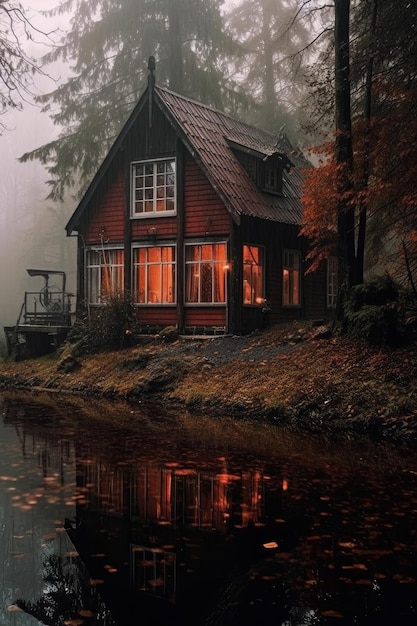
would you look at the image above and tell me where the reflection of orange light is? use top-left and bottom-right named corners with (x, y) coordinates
top-left (282, 479), bottom-right (289, 491)
top-left (217, 473), bottom-right (240, 483)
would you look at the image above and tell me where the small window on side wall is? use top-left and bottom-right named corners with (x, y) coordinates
top-left (327, 256), bottom-right (338, 309)
top-left (243, 245), bottom-right (264, 305)
top-left (283, 250), bottom-right (300, 306)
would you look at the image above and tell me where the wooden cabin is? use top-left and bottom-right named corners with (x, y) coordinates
top-left (66, 62), bottom-right (336, 336)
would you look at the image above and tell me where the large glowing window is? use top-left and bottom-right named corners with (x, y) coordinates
top-left (133, 245), bottom-right (176, 304)
top-left (86, 248), bottom-right (124, 305)
top-left (132, 158), bottom-right (176, 216)
top-left (185, 243), bottom-right (227, 304)
top-left (243, 245), bottom-right (264, 305)
top-left (283, 249), bottom-right (300, 306)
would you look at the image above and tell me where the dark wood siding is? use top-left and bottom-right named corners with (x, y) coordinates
top-left (184, 307), bottom-right (226, 331)
top-left (131, 217), bottom-right (177, 240)
top-left (84, 169), bottom-right (125, 244)
top-left (184, 156), bottom-right (231, 237)
top-left (303, 262), bottom-right (331, 321)
top-left (134, 307), bottom-right (177, 328)
top-left (237, 216), bottom-right (331, 332)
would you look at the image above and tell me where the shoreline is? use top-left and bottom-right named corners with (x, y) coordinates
top-left (1, 323), bottom-right (417, 448)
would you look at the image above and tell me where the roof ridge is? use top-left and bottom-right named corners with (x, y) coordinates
top-left (155, 85), bottom-right (280, 145)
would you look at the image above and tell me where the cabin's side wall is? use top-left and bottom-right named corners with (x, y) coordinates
top-left (237, 216), bottom-right (331, 334)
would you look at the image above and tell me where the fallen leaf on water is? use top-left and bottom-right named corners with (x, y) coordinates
top-left (321, 610), bottom-right (344, 618)
top-left (393, 574), bottom-right (416, 584)
top-left (355, 579), bottom-right (372, 585)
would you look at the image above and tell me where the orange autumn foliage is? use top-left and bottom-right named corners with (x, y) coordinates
top-left (301, 79), bottom-right (417, 283)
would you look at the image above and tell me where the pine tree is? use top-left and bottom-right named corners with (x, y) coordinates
top-left (225, 0), bottom-right (311, 135)
top-left (19, 0), bottom-right (241, 199)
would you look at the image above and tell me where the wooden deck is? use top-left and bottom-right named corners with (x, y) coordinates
top-left (4, 287), bottom-right (74, 360)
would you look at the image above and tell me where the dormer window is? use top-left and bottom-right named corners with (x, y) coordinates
top-left (262, 155), bottom-right (283, 195)
top-left (264, 164), bottom-right (279, 193)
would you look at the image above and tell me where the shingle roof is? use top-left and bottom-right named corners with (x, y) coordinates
top-left (156, 86), bottom-right (309, 225)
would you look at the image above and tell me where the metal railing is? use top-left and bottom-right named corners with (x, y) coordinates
top-left (18, 290), bottom-right (73, 327)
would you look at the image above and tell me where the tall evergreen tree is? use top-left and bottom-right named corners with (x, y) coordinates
top-left (19, 0), bottom-right (241, 199)
top-left (225, 0), bottom-right (311, 135)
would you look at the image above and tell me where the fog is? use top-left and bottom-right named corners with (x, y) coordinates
top-left (0, 1), bottom-right (77, 354)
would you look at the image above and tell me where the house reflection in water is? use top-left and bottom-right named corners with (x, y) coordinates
top-left (75, 455), bottom-right (277, 605)
top-left (79, 461), bottom-right (265, 531)
top-left (2, 397), bottom-right (293, 624)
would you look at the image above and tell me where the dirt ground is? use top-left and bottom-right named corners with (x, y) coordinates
top-left (1, 321), bottom-right (417, 447)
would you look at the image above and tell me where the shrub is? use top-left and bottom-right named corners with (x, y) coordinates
top-left (68, 292), bottom-right (138, 355)
top-left (344, 278), bottom-right (405, 346)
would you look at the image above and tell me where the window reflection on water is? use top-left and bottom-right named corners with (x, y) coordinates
top-left (1, 392), bottom-right (417, 626)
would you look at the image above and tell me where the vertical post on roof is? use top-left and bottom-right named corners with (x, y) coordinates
top-left (148, 56), bottom-right (156, 129)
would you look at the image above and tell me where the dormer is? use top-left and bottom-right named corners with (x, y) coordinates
top-left (226, 139), bottom-right (294, 196)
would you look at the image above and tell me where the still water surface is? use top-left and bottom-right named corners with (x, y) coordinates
top-left (1, 391), bottom-right (417, 625)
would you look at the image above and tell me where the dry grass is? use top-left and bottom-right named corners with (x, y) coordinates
top-left (1, 323), bottom-right (417, 443)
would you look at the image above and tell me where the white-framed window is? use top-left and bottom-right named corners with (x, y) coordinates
top-left (133, 245), bottom-right (176, 304)
top-left (185, 242), bottom-right (227, 304)
top-left (327, 256), bottom-right (338, 309)
top-left (131, 158), bottom-right (176, 217)
top-left (283, 249), bottom-right (301, 306)
top-left (86, 247), bottom-right (124, 305)
top-left (243, 244), bottom-right (265, 305)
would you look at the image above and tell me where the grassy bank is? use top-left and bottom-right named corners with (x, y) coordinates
top-left (1, 322), bottom-right (416, 446)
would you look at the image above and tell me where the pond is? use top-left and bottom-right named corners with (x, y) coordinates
top-left (1, 391), bottom-right (417, 626)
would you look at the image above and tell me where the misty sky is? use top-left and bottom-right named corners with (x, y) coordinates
top-left (0, 1), bottom-right (76, 336)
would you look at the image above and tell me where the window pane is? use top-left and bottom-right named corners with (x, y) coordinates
top-left (243, 245), bottom-right (264, 305)
top-left (133, 246), bottom-right (176, 305)
top-left (283, 250), bottom-right (300, 306)
top-left (185, 243), bottom-right (227, 304)
top-left (86, 248), bottom-right (124, 304)
top-left (132, 159), bottom-right (176, 216)
top-left (148, 247), bottom-right (161, 263)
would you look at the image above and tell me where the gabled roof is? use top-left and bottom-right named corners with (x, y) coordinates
top-left (66, 83), bottom-right (310, 235)
top-left (155, 86), bottom-right (309, 226)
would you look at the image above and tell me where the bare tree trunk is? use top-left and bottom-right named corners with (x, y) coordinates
top-left (334, 0), bottom-right (355, 318)
top-left (355, 0), bottom-right (378, 285)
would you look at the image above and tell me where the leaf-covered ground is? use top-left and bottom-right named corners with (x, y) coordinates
top-left (1, 322), bottom-right (416, 446)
